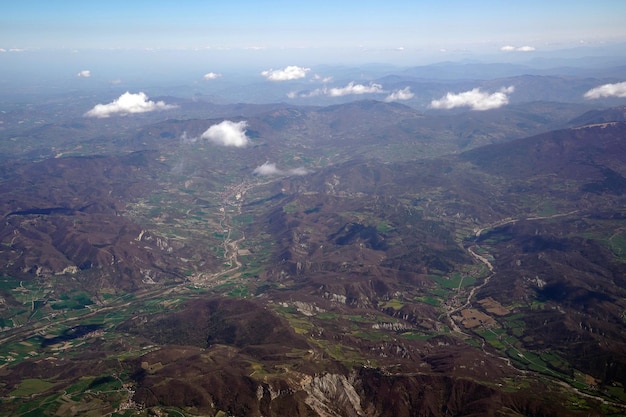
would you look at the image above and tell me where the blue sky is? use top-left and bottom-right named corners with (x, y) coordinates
top-left (1, 0), bottom-right (626, 94)
top-left (3, 0), bottom-right (625, 55)
top-left (0, 1), bottom-right (625, 105)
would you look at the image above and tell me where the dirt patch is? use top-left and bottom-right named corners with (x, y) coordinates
top-left (478, 297), bottom-right (509, 316)
top-left (460, 308), bottom-right (495, 328)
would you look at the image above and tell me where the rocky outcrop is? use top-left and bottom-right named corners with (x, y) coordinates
top-left (302, 373), bottom-right (364, 417)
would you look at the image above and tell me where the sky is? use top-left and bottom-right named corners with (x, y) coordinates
top-left (1, 0), bottom-right (626, 101)
top-left (2, 0), bottom-right (626, 59)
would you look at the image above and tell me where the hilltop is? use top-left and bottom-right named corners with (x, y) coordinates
top-left (0, 98), bottom-right (625, 416)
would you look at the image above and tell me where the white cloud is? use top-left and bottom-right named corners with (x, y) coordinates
top-left (430, 86), bottom-right (515, 111)
top-left (384, 87), bottom-right (415, 102)
top-left (288, 167), bottom-right (310, 176)
top-left (203, 72), bottom-right (222, 80)
top-left (501, 45), bottom-right (535, 52)
top-left (261, 65), bottom-right (311, 81)
top-left (253, 162), bottom-right (310, 176)
top-left (288, 81), bottom-right (384, 99)
top-left (253, 162), bottom-right (282, 176)
top-left (84, 92), bottom-right (177, 118)
top-left (180, 131), bottom-right (197, 144)
top-left (0, 48), bottom-right (6, 53)
top-left (201, 120), bottom-right (249, 147)
top-left (288, 88), bottom-right (324, 98)
top-left (312, 74), bottom-right (333, 83)
top-left (327, 82), bottom-right (384, 97)
top-left (76, 70), bottom-right (91, 78)
top-left (583, 81), bottom-right (626, 99)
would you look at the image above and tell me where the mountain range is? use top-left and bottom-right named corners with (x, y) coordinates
top-left (0, 91), bottom-right (625, 416)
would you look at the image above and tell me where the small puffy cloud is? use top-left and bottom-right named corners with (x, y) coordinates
top-left (84, 92), bottom-right (176, 118)
top-left (76, 70), bottom-right (91, 78)
top-left (253, 162), bottom-right (282, 176)
top-left (288, 81), bottom-right (384, 99)
top-left (384, 87), bottom-right (415, 102)
top-left (312, 74), bottom-right (333, 83)
top-left (430, 86), bottom-right (515, 111)
top-left (288, 167), bottom-right (310, 176)
top-left (201, 120), bottom-right (249, 147)
top-left (327, 82), bottom-right (384, 97)
top-left (0, 48), bottom-right (6, 53)
top-left (288, 88), bottom-right (325, 99)
top-left (203, 72), bottom-right (222, 80)
top-left (288, 88), bottom-right (326, 99)
top-left (584, 81), bottom-right (626, 99)
top-left (261, 65), bottom-right (311, 81)
top-left (501, 45), bottom-right (535, 52)
top-left (253, 162), bottom-right (310, 176)
top-left (180, 131), bottom-right (197, 144)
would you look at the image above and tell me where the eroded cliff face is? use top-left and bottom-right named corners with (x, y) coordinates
top-left (302, 373), bottom-right (364, 417)
top-left (124, 359), bottom-right (590, 417)
top-left (282, 369), bottom-right (581, 417)
top-left (117, 295), bottom-right (610, 417)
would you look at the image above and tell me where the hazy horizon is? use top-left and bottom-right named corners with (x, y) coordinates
top-left (2, 1), bottom-right (626, 103)
top-left (3, 2), bottom-right (626, 66)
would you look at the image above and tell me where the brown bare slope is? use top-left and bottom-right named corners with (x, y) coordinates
top-left (2, 106), bottom-right (626, 416)
top-left (0, 151), bottom-right (193, 290)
